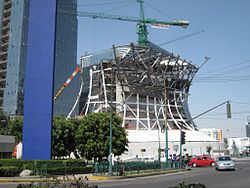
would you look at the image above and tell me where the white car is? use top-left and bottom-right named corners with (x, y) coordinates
top-left (215, 156), bottom-right (235, 171)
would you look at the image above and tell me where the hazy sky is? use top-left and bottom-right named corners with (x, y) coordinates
top-left (75, 0), bottom-right (250, 137)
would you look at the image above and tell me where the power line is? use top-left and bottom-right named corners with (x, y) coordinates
top-left (144, 1), bottom-right (173, 20)
top-left (211, 64), bottom-right (250, 77)
top-left (102, 2), bottom-right (134, 13)
top-left (158, 30), bottom-right (205, 46)
top-left (77, 1), bottom-right (134, 7)
top-left (231, 101), bottom-right (250, 106)
top-left (194, 74), bottom-right (250, 83)
top-left (199, 59), bottom-right (250, 76)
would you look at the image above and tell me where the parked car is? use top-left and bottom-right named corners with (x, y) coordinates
top-left (188, 155), bottom-right (215, 167)
top-left (215, 156), bottom-right (235, 171)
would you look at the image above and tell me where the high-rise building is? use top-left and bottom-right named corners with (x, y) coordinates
top-left (0, 0), bottom-right (79, 116)
top-left (0, 0), bottom-right (29, 115)
top-left (53, 0), bottom-right (79, 117)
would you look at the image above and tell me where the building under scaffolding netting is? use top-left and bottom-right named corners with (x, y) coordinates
top-left (79, 42), bottom-right (222, 159)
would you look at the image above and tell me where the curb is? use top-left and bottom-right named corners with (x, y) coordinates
top-left (0, 179), bottom-right (47, 183)
top-left (0, 169), bottom-right (188, 183)
top-left (90, 169), bottom-right (187, 181)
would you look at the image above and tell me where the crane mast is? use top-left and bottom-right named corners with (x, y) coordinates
top-left (137, 0), bottom-right (148, 45)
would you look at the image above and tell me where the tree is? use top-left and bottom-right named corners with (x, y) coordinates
top-left (52, 117), bottom-right (77, 158)
top-left (0, 110), bottom-right (8, 134)
top-left (0, 115), bottom-right (23, 143)
top-left (75, 112), bottom-right (128, 162)
top-left (7, 117), bottom-right (23, 143)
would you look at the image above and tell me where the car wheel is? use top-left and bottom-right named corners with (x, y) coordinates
top-left (210, 162), bottom-right (215, 167)
top-left (192, 163), bottom-right (197, 167)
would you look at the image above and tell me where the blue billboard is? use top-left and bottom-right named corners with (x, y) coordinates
top-left (22, 0), bottom-right (57, 160)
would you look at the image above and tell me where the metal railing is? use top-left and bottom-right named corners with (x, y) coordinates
top-left (94, 161), bottom-right (186, 176)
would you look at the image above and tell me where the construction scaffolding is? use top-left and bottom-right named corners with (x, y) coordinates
top-left (81, 42), bottom-right (198, 131)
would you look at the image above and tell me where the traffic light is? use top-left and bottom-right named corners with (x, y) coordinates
top-left (226, 101), bottom-right (232, 119)
top-left (181, 130), bottom-right (186, 145)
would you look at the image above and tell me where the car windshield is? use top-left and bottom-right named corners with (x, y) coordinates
top-left (218, 156), bottom-right (231, 161)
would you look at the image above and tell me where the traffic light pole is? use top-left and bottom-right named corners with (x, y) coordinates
top-left (164, 80), bottom-right (169, 168)
top-left (179, 130), bottom-right (183, 163)
top-left (191, 101), bottom-right (231, 121)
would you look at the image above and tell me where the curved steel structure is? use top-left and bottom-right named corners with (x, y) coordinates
top-left (81, 42), bottom-right (198, 131)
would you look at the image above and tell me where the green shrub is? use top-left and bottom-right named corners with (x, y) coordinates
top-left (46, 165), bottom-right (94, 175)
top-left (0, 159), bottom-right (93, 176)
top-left (0, 166), bottom-right (20, 177)
top-left (169, 182), bottom-right (206, 188)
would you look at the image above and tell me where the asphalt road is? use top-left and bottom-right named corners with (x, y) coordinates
top-left (94, 158), bottom-right (250, 188)
top-left (1, 158), bottom-right (250, 188)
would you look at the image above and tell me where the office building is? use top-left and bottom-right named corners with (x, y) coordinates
top-left (0, 0), bottom-right (79, 116)
top-left (200, 128), bottom-right (223, 142)
top-left (53, 0), bottom-right (79, 116)
top-left (0, 0), bottom-right (28, 115)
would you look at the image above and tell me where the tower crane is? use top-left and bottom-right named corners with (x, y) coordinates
top-left (54, 1), bottom-right (190, 117)
top-left (54, 1), bottom-right (189, 101)
top-left (58, 0), bottom-right (189, 46)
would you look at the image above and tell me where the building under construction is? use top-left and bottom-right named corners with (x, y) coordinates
top-left (81, 42), bottom-right (198, 131)
top-left (79, 42), bottom-right (221, 159)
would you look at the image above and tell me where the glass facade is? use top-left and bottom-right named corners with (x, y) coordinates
top-left (53, 0), bottom-right (79, 117)
top-left (0, 0), bottom-right (79, 117)
top-left (3, 0), bottom-right (28, 115)
top-left (0, 2), bottom-right (3, 38)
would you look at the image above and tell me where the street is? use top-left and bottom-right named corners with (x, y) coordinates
top-left (0, 158), bottom-right (250, 188)
top-left (94, 158), bottom-right (250, 188)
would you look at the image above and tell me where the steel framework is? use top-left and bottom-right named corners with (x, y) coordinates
top-left (81, 42), bottom-right (198, 131)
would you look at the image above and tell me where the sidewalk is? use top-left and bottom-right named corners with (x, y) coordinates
top-left (0, 169), bottom-right (187, 183)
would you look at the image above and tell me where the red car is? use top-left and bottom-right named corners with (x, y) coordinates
top-left (188, 155), bottom-right (215, 167)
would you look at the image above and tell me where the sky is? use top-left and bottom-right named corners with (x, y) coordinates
top-left (75, 0), bottom-right (250, 138)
